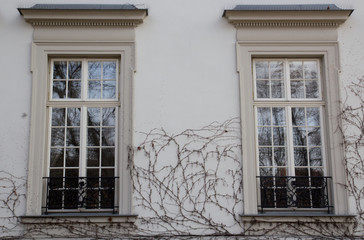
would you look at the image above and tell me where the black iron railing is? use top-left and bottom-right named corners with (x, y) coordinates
top-left (43, 177), bottom-right (119, 214)
top-left (257, 176), bottom-right (332, 213)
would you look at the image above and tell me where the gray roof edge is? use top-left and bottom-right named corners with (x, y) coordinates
top-left (232, 4), bottom-right (349, 11)
top-left (223, 4), bottom-right (354, 17)
top-left (18, 4), bottom-right (148, 16)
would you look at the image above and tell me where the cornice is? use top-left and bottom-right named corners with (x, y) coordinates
top-left (19, 8), bottom-right (147, 28)
top-left (224, 10), bottom-right (352, 28)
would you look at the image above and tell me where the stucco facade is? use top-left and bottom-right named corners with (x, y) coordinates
top-left (1, 0), bottom-right (364, 239)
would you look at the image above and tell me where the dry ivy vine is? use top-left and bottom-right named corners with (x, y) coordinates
top-left (2, 77), bottom-right (364, 239)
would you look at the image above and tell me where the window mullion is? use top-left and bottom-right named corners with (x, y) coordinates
top-left (82, 59), bottom-right (88, 101)
top-left (285, 59), bottom-right (291, 101)
top-left (287, 105), bottom-right (295, 177)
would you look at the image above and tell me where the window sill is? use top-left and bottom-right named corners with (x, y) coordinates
top-left (240, 213), bottom-right (356, 236)
top-left (21, 213), bottom-right (138, 224)
top-left (21, 214), bottom-right (138, 238)
top-left (240, 213), bottom-right (356, 223)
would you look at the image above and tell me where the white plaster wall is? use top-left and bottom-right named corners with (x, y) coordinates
top-left (1, 0), bottom-right (364, 237)
top-left (0, 0), bottom-right (360, 171)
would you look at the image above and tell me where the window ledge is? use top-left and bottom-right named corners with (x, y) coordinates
top-left (223, 4), bottom-right (353, 28)
top-left (21, 214), bottom-right (138, 224)
top-left (240, 213), bottom-right (356, 223)
top-left (18, 4), bottom-right (147, 27)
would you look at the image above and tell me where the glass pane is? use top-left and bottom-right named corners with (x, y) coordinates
top-left (102, 148), bottom-right (115, 166)
top-left (257, 107), bottom-right (271, 126)
top-left (65, 169), bottom-right (78, 177)
top-left (52, 108), bottom-right (65, 126)
top-left (307, 108), bottom-right (320, 126)
top-left (102, 108), bottom-right (116, 126)
top-left (256, 80), bottom-right (269, 98)
top-left (50, 148), bottom-right (64, 167)
top-left (52, 81), bottom-right (66, 99)
top-left (289, 61), bottom-right (303, 79)
top-left (273, 127), bottom-right (286, 146)
top-left (50, 169), bottom-right (63, 178)
top-left (102, 168), bottom-right (114, 177)
top-left (53, 61), bottom-right (67, 79)
top-left (308, 127), bottom-right (321, 146)
top-left (272, 107), bottom-right (285, 126)
top-left (271, 80), bottom-right (284, 98)
top-left (255, 61), bottom-right (269, 79)
top-left (295, 168), bottom-right (309, 176)
top-left (88, 61), bottom-right (101, 79)
top-left (51, 128), bottom-right (65, 146)
top-left (88, 108), bottom-right (101, 126)
top-left (274, 147), bottom-right (286, 166)
top-left (87, 148), bottom-right (100, 167)
top-left (87, 170), bottom-right (100, 188)
top-left (88, 81), bottom-right (101, 99)
top-left (68, 81), bottom-right (81, 99)
top-left (304, 61), bottom-right (318, 80)
top-left (259, 147), bottom-right (272, 166)
top-left (292, 108), bottom-right (305, 126)
top-left (66, 148), bottom-right (79, 167)
top-left (276, 168), bottom-right (287, 176)
top-left (310, 168), bottom-right (323, 177)
top-left (103, 81), bottom-right (116, 99)
top-left (293, 127), bottom-right (306, 146)
top-left (103, 61), bottom-right (116, 80)
top-left (291, 81), bottom-right (304, 98)
top-left (67, 108), bottom-right (81, 126)
top-left (270, 61), bottom-right (283, 79)
top-left (294, 147), bottom-right (308, 166)
top-left (88, 128), bottom-right (100, 146)
top-left (68, 61), bottom-right (82, 79)
top-left (87, 169), bottom-right (99, 177)
top-left (66, 128), bottom-right (80, 146)
top-left (260, 168), bottom-right (273, 176)
top-left (305, 80), bottom-right (319, 98)
top-left (102, 128), bottom-right (115, 146)
top-left (258, 127), bottom-right (272, 146)
top-left (309, 148), bottom-right (322, 166)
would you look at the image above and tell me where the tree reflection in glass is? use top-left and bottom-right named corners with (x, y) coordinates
top-left (88, 61), bottom-right (117, 99)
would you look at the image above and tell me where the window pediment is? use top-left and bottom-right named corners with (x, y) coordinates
top-left (223, 4), bottom-right (353, 28)
top-left (18, 4), bottom-right (147, 27)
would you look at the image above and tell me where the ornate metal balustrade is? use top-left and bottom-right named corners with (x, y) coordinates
top-left (43, 177), bottom-right (119, 214)
top-left (257, 176), bottom-right (332, 213)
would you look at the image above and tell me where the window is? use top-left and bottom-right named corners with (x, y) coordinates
top-left (253, 59), bottom-right (330, 212)
top-left (45, 59), bottom-right (119, 213)
top-left (19, 4), bottom-right (147, 217)
top-left (223, 4), bottom-right (352, 216)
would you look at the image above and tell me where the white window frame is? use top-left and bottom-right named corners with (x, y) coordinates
top-left (19, 5), bottom-right (147, 218)
top-left (27, 43), bottom-right (134, 216)
top-left (238, 43), bottom-right (348, 215)
top-left (252, 57), bottom-right (328, 211)
top-left (46, 58), bottom-right (120, 213)
top-left (49, 58), bottom-right (120, 102)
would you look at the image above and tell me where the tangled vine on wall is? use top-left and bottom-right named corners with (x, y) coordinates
top-left (340, 77), bottom-right (364, 237)
top-left (2, 88), bottom-right (364, 239)
top-left (0, 171), bottom-right (26, 238)
top-left (131, 117), bottom-right (243, 236)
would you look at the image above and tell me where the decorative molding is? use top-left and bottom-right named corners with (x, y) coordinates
top-left (29, 21), bottom-right (140, 27)
top-left (224, 9), bottom-right (352, 28)
top-left (232, 21), bottom-right (340, 28)
top-left (18, 8), bottom-right (147, 28)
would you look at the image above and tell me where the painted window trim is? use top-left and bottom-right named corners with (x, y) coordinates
top-left (224, 4), bottom-right (352, 216)
top-left (20, 5), bottom-right (146, 217)
top-left (27, 42), bottom-right (134, 216)
top-left (237, 42), bottom-right (348, 215)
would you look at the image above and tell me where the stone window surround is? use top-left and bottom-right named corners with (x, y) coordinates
top-left (18, 5), bottom-right (147, 223)
top-left (224, 5), bottom-right (354, 219)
